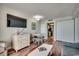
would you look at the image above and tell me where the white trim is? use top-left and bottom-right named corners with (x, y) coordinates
top-left (54, 16), bottom-right (73, 21)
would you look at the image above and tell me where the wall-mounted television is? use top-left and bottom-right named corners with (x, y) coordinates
top-left (7, 14), bottom-right (27, 28)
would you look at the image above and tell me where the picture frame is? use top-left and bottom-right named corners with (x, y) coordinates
top-left (31, 22), bottom-right (36, 30)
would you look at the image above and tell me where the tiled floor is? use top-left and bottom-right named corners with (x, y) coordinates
top-left (57, 41), bottom-right (79, 56)
top-left (61, 45), bottom-right (79, 56)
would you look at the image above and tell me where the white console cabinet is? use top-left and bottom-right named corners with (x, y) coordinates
top-left (12, 34), bottom-right (30, 52)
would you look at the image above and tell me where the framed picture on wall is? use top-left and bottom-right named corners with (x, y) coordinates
top-left (31, 22), bottom-right (36, 30)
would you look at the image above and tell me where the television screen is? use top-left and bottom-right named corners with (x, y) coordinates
top-left (7, 14), bottom-right (27, 28)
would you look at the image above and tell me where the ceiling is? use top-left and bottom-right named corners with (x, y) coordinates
top-left (1, 3), bottom-right (79, 19)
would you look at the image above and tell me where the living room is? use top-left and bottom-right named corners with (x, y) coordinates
top-left (0, 3), bottom-right (79, 56)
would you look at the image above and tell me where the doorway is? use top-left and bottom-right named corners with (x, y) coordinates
top-left (47, 22), bottom-right (54, 41)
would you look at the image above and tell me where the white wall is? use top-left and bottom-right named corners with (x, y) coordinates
top-left (54, 17), bottom-right (75, 43)
top-left (75, 17), bottom-right (79, 43)
top-left (53, 20), bottom-right (57, 41)
top-left (37, 21), bottom-right (41, 33)
top-left (54, 17), bottom-right (79, 43)
top-left (40, 20), bottom-right (48, 39)
top-left (0, 6), bottom-right (2, 39)
top-left (0, 6), bottom-right (38, 47)
top-left (30, 18), bottom-right (38, 33)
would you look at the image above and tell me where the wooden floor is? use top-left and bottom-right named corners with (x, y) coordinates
top-left (8, 37), bottom-right (61, 56)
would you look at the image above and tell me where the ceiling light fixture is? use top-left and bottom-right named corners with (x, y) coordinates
top-left (33, 15), bottom-right (44, 21)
